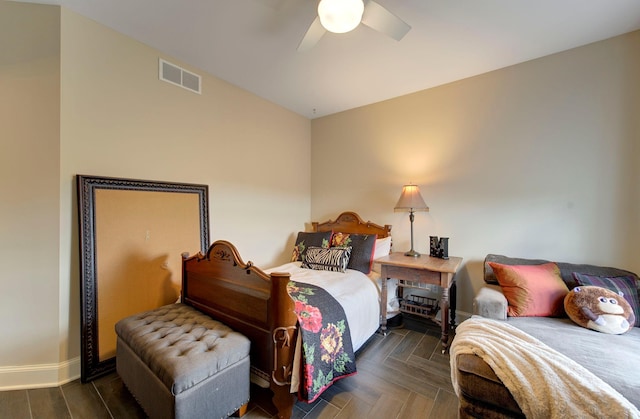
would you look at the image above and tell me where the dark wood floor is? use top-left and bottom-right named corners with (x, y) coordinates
top-left (0, 316), bottom-right (458, 419)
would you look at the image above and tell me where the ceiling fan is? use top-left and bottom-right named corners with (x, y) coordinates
top-left (297, 0), bottom-right (411, 51)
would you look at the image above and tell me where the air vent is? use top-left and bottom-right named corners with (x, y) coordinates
top-left (159, 58), bottom-right (201, 94)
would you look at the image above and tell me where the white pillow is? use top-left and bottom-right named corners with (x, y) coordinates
top-left (373, 236), bottom-right (392, 260)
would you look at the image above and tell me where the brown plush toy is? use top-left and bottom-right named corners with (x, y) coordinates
top-left (564, 285), bottom-right (635, 334)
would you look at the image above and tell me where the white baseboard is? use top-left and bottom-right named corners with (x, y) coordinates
top-left (0, 357), bottom-right (81, 390)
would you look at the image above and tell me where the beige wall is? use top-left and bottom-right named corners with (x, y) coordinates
top-left (1, 3), bottom-right (310, 388)
top-left (0, 2), bottom-right (61, 386)
top-left (311, 31), bottom-right (640, 318)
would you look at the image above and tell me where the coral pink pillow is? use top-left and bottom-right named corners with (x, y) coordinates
top-left (488, 262), bottom-right (569, 317)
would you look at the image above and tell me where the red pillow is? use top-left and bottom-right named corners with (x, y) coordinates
top-left (489, 262), bottom-right (569, 317)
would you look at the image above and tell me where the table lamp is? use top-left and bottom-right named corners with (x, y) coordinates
top-left (394, 184), bottom-right (429, 257)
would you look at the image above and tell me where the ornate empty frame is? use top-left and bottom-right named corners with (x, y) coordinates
top-left (77, 175), bottom-right (209, 382)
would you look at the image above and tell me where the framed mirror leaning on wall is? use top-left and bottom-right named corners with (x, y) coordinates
top-left (77, 175), bottom-right (209, 382)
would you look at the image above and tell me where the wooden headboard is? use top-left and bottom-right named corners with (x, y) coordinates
top-left (312, 211), bottom-right (392, 238)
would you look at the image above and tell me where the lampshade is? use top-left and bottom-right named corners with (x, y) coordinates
top-left (394, 184), bottom-right (429, 212)
top-left (317, 0), bottom-right (365, 34)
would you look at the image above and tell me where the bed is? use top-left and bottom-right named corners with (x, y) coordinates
top-left (180, 211), bottom-right (392, 419)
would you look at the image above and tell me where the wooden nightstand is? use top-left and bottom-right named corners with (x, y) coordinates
top-left (377, 253), bottom-right (463, 353)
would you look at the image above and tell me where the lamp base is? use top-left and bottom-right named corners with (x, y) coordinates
top-left (404, 249), bottom-right (421, 257)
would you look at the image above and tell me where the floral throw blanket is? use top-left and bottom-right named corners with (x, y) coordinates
top-left (287, 281), bottom-right (357, 402)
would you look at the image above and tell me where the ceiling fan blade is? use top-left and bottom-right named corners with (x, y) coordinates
top-left (361, 0), bottom-right (411, 41)
top-left (297, 16), bottom-right (327, 52)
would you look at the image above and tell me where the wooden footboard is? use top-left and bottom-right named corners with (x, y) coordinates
top-left (180, 212), bottom-right (393, 418)
top-left (182, 240), bottom-right (298, 419)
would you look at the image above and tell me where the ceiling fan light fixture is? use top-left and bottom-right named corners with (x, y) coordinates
top-left (317, 0), bottom-right (365, 34)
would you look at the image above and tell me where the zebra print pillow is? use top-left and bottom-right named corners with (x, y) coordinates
top-left (302, 246), bottom-right (352, 273)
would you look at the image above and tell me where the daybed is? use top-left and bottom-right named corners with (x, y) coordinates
top-left (450, 254), bottom-right (640, 418)
top-left (181, 212), bottom-right (394, 419)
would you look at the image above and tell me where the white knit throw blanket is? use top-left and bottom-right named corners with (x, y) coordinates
top-left (450, 317), bottom-right (640, 419)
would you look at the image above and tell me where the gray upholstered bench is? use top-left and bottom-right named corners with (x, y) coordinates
top-left (115, 303), bottom-right (251, 419)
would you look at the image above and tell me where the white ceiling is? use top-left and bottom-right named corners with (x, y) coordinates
top-left (18, 0), bottom-right (640, 118)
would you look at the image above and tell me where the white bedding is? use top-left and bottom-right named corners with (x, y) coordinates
top-left (265, 261), bottom-right (390, 351)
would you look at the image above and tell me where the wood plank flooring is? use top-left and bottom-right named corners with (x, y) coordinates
top-left (0, 316), bottom-right (458, 419)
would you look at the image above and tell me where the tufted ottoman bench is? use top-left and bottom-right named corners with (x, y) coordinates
top-left (115, 303), bottom-right (250, 419)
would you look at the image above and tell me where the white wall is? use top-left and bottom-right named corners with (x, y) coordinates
top-left (311, 31), bottom-right (640, 319)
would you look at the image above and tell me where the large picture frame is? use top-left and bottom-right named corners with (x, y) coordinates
top-left (77, 175), bottom-right (209, 382)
